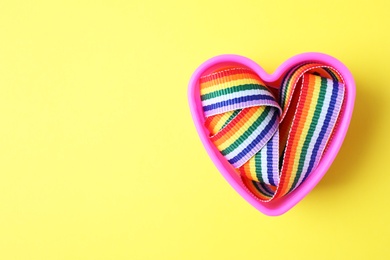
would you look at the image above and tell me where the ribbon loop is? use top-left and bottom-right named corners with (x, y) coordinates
top-left (200, 63), bottom-right (345, 202)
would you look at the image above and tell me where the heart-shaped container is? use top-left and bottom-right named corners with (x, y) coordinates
top-left (188, 53), bottom-right (355, 216)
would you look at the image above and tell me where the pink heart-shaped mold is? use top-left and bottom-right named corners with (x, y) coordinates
top-left (188, 53), bottom-right (355, 216)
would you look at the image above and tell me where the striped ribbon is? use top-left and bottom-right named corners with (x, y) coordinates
top-left (200, 64), bottom-right (345, 202)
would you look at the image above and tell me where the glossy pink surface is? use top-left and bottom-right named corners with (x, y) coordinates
top-left (188, 53), bottom-right (355, 216)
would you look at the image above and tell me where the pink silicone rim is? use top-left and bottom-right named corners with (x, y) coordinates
top-left (188, 53), bottom-right (356, 216)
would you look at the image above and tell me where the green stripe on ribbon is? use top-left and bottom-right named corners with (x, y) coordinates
top-left (201, 84), bottom-right (269, 101)
top-left (289, 76), bottom-right (327, 192)
top-left (221, 107), bottom-right (271, 156)
top-left (255, 153), bottom-right (263, 183)
top-left (221, 110), bottom-right (241, 130)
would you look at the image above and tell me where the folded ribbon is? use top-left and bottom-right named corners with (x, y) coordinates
top-left (200, 63), bottom-right (345, 202)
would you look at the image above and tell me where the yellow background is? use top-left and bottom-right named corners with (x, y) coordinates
top-left (0, 0), bottom-right (389, 259)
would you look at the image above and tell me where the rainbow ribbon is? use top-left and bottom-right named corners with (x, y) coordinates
top-left (200, 64), bottom-right (345, 201)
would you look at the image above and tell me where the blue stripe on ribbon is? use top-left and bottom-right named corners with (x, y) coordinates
top-left (267, 137), bottom-right (276, 186)
top-left (228, 110), bottom-right (278, 165)
top-left (203, 94), bottom-right (274, 112)
top-left (253, 181), bottom-right (273, 197)
top-left (302, 80), bottom-right (340, 183)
